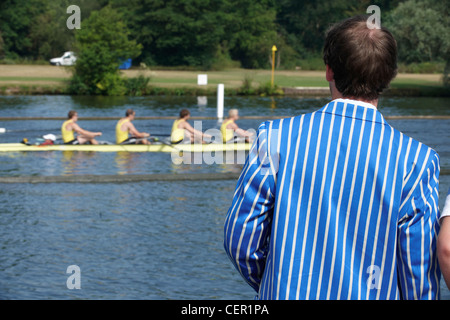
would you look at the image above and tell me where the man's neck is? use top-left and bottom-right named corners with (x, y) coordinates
top-left (330, 85), bottom-right (378, 108)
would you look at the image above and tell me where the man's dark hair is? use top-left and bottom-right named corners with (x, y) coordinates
top-left (323, 15), bottom-right (398, 101)
top-left (68, 110), bottom-right (77, 119)
top-left (180, 109), bottom-right (190, 118)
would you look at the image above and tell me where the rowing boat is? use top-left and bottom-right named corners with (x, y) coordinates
top-left (0, 143), bottom-right (251, 153)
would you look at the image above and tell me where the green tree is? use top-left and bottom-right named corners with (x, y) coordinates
top-left (385, 0), bottom-right (449, 86)
top-left (70, 5), bottom-right (142, 95)
top-left (111, 0), bottom-right (226, 68)
top-left (277, 0), bottom-right (352, 57)
top-left (385, 0), bottom-right (449, 63)
top-left (275, 0), bottom-right (405, 58)
top-left (0, 0), bottom-right (46, 59)
top-left (28, 0), bottom-right (110, 60)
top-left (112, 0), bottom-right (280, 69)
top-left (223, 0), bottom-right (278, 69)
top-left (28, 2), bottom-right (72, 60)
top-left (0, 0), bottom-right (110, 61)
top-left (0, 32), bottom-right (4, 58)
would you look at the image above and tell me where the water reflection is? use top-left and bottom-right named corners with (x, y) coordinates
top-left (26, 152), bottom-right (60, 176)
top-left (61, 151), bottom-right (98, 175)
top-left (70, 95), bottom-right (131, 110)
top-left (115, 152), bottom-right (139, 175)
top-left (271, 97), bottom-right (277, 110)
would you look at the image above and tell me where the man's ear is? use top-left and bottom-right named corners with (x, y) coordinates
top-left (326, 65), bottom-right (334, 82)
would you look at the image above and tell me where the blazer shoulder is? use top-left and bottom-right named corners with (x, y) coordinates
top-left (397, 129), bottom-right (440, 187)
top-left (397, 128), bottom-right (440, 161)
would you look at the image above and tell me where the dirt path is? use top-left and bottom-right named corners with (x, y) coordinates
top-left (0, 65), bottom-right (72, 78)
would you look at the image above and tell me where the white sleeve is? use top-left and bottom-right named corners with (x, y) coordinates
top-left (440, 188), bottom-right (450, 221)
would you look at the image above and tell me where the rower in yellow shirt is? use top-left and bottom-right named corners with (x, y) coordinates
top-left (116, 109), bottom-right (150, 145)
top-left (171, 109), bottom-right (211, 144)
top-left (61, 110), bottom-right (102, 145)
top-left (220, 109), bottom-right (253, 143)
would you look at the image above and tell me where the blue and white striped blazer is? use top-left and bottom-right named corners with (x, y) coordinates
top-left (224, 98), bottom-right (441, 300)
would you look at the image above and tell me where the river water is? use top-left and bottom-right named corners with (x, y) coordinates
top-left (0, 95), bottom-right (449, 300)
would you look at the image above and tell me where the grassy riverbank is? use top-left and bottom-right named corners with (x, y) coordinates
top-left (0, 65), bottom-right (448, 97)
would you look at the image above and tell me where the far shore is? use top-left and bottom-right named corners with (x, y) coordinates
top-left (0, 65), bottom-right (448, 97)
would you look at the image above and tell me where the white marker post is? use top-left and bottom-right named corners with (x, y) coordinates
top-left (217, 84), bottom-right (224, 122)
top-left (197, 74), bottom-right (208, 86)
top-left (197, 75), bottom-right (208, 108)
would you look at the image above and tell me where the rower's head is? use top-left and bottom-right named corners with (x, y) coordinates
top-left (229, 109), bottom-right (239, 120)
top-left (323, 15), bottom-right (398, 101)
top-left (180, 109), bottom-right (190, 119)
top-left (68, 110), bottom-right (78, 121)
top-left (126, 109), bottom-right (136, 120)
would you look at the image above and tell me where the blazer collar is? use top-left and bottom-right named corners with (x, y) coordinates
top-left (320, 98), bottom-right (387, 125)
top-left (332, 98), bottom-right (377, 110)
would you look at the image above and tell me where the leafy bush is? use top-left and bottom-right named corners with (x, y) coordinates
top-left (238, 74), bottom-right (256, 95)
top-left (384, 0), bottom-right (448, 64)
top-left (257, 82), bottom-right (284, 96)
top-left (70, 5), bottom-right (142, 96)
top-left (124, 75), bottom-right (151, 96)
top-left (67, 74), bottom-right (92, 95)
top-left (209, 48), bottom-right (241, 71)
top-left (296, 58), bottom-right (326, 71)
top-left (397, 61), bottom-right (445, 74)
top-left (444, 62), bottom-right (450, 88)
top-left (97, 73), bottom-right (127, 96)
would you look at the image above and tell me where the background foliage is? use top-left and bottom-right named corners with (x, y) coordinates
top-left (0, 0), bottom-right (448, 77)
top-left (68, 5), bottom-right (142, 95)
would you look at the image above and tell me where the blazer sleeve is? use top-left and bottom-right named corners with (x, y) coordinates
top-left (224, 121), bottom-right (277, 292)
top-left (397, 150), bottom-right (440, 300)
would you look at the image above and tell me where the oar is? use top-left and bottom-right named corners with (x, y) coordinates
top-left (119, 136), bottom-right (159, 144)
top-left (152, 137), bottom-right (186, 154)
top-left (97, 140), bottom-right (114, 145)
top-left (152, 137), bottom-right (184, 153)
top-left (2, 128), bottom-right (63, 134)
top-left (119, 136), bottom-right (183, 153)
top-left (149, 133), bottom-right (171, 137)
